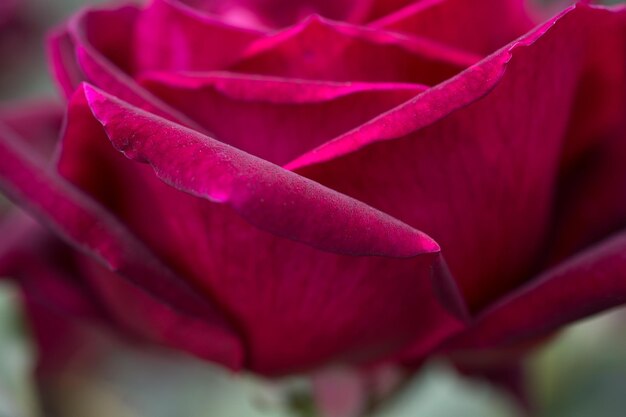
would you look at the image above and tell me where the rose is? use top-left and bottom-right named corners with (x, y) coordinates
top-left (1, 0), bottom-right (625, 379)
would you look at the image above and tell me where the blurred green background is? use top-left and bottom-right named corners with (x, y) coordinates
top-left (1, 1), bottom-right (626, 416)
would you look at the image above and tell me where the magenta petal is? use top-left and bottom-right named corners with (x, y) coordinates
top-left (372, 0), bottom-right (533, 56)
top-left (73, 83), bottom-right (466, 373)
top-left (178, 0), bottom-right (375, 28)
top-left (140, 71), bottom-right (426, 164)
top-left (0, 210), bottom-right (41, 277)
top-left (134, 0), bottom-right (263, 74)
top-left (287, 5), bottom-right (618, 311)
top-left (84, 83), bottom-right (438, 258)
top-left (17, 255), bottom-right (107, 374)
top-left (66, 7), bottom-right (206, 131)
top-left (228, 15), bottom-right (477, 84)
top-left (0, 120), bottom-right (244, 369)
top-left (450, 230), bottom-right (626, 349)
top-left (47, 29), bottom-right (86, 98)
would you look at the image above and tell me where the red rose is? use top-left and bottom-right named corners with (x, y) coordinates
top-left (1, 0), bottom-right (625, 377)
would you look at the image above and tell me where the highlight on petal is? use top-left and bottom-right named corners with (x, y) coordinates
top-left (59, 82), bottom-right (467, 374)
top-left (134, 0), bottom-right (263, 74)
top-left (227, 15), bottom-right (479, 84)
top-left (285, 4), bottom-right (622, 313)
top-left (0, 120), bottom-right (244, 369)
top-left (371, 0), bottom-right (534, 56)
top-left (175, 0), bottom-right (375, 29)
top-left (47, 4), bottom-right (205, 131)
top-left (82, 83), bottom-right (439, 258)
top-left (0, 99), bottom-right (63, 158)
top-left (140, 70), bottom-right (426, 165)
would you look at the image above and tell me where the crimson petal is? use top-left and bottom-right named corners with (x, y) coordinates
top-left (0, 119), bottom-right (244, 369)
top-left (76, 83), bottom-right (467, 373)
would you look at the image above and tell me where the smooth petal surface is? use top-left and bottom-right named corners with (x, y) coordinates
top-left (177, 0), bottom-right (374, 28)
top-left (227, 16), bottom-right (477, 84)
top-left (140, 71), bottom-right (426, 164)
top-left (134, 0), bottom-right (263, 74)
top-left (48, 5), bottom-right (204, 131)
top-left (546, 7), bottom-right (626, 262)
top-left (450, 229), bottom-right (626, 350)
top-left (0, 99), bottom-right (63, 158)
top-left (372, 0), bottom-right (533, 56)
top-left (58, 83), bottom-right (467, 374)
top-left (289, 5), bottom-right (611, 312)
top-left (83, 84), bottom-right (440, 258)
top-left (17, 254), bottom-right (107, 375)
top-left (0, 119), bottom-right (244, 369)
top-left (0, 210), bottom-right (42, 277)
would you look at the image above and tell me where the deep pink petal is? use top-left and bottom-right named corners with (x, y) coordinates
top-left (0, 210), bottom-right (42, 277)
top-left (47, 29), bottom-right (86, 99)
top-left (228, 16), bottom-right (478, 84)
top-left (140, 71), bottom-right (426, 164)
top-left (18, 256), bottom-right (108, 375)
top-left (0, 99), bottom-right (64, 158)
top-left (47, 5), bottom-right (205, 131)
top-left (546, 7), bottom-right (626, 262)
top-left (371, 0), bottom-right (534, 56)
top-left (450, 229), bottom-right (626, 350)
top-left (134, 0), bottom-right (263, 74)
top-left (84, 83), bottom-right (439, 258)
top-left (0, 118), bottom-right (244, 369)
top-left (59, 83), bottom-right (466, 374)
top-left (287, 5), bottom-right (615, 311)
top-left (177, 0), bottom-right (375, 28)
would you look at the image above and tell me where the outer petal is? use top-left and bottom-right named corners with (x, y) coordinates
top-left (0, 210), bottom-right (42, 278)
top-left (286, 5), bottom-right (610, 311)
top-left (0, 99), bottom-right (63, 158)
top-left (0, 100), bottom-right (64, 275)
top-left (547, 5), bottom-right (626, 262)
top-left (371, 0), bottom-right (534, 56)
top-left (6, 222), bottom-right (109, 374)
top-left (0, 119), bottom-right (244, 369)
top-left (83, 84), bottom-right (440, 258)
top-left (48, 5), bottom-right (204, 131)
top-left (449, 229), bottom-right (626, 350)
top-left (140, 71), bottom-right (426, 165)
top-left (59, 83), bottom-right (467, 374)
top-left (48, 28), bottom-right (88, 98)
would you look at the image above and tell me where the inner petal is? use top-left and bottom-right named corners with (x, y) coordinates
top-left (140, 71), bottom-right (427, 165)
top-left (228, 16), bottom-right (477, 84)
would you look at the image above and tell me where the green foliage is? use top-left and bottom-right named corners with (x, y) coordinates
top-left (0, 283), bottom-right (39, 417)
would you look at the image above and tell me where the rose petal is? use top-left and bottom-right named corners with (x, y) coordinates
top-left (371, 0), bottom-right (533, 56)
top-left (287, 5), bottom-right (609, 311)
top-left (48, 29), bottom-right (85, 98)
top-left (450, 228), bottom-right (626, 350)
top-left (140, 70), bottom-right (426, 164)
top-left (61, 83), bottom-right (467, 373)
top-left (547, 7), bottom-right (626, 261)
top-left (0, 119), bottom-right (244, 369)
top-left (0, 99), bottom-right (63, 158)
top-left (48, 5), bottom-right (205, 131)
top-left (228, 15), bottom-right (479, 84)
top-left (84, 83), bottom-right (439, 258)
top-left (17, 256), bottom-right (108, 375)
top-left (0, 210), bottom-right (42, 277)
top-left (178, 0), bottom-right (375, 29)
top-left (134, 0), bottom-right (263, 74)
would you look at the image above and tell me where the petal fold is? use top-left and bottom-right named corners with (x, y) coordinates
top-left (0, 120), bottom-right (244, 369)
